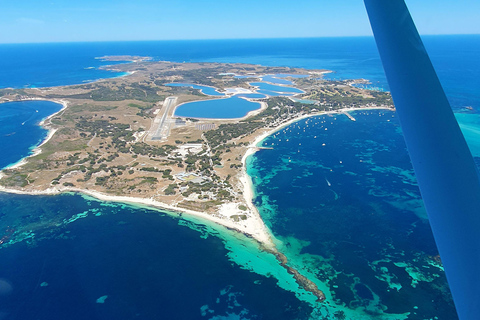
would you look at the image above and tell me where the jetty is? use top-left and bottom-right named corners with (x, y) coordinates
top-left (343, 111), bottom-right (356, 121)
top-left (249, 146), bottom-right (274, 152)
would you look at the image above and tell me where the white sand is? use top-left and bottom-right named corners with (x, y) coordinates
top-left (224, 88), bottom-right (253, 94)
top-left (0, 104), bottom-right (391, 248)
top-left (0, 184), bottom-right (275, 247)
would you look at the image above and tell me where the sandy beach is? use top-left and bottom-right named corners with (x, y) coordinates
top-left (0, 183), bottom-right (275, 247)
top-left (0, 94), bottom-right (391, 250)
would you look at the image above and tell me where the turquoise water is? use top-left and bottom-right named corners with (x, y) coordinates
top-left (174, 96), bottom-right (261, 119)
top-left (0, 100), bottom-right (63, 169)
top-left (165, 83), bottom-right (225, 96)
top-left (455, 113), bottom-right (480, 158)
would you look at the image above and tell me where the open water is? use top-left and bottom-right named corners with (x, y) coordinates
top-left (1, 36), bottom-right (480, 319)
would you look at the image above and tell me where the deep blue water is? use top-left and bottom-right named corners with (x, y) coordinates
top-left (0, 43), bottom-right (129, 88)
top-left (1, 36), bottom-right (480, 319)
top-left (0, 100), bottom-right (63, 169)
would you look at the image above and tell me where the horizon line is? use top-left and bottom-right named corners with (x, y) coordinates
top-left (1, 33), bottom-right (479, 45)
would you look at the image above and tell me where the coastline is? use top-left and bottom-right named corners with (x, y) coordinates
top-left (0, 94), bottom-right (275, 248)
top-left (0, 183), bottom-right (275, 248)
top-left (0, 93), bottom-right (273, 247)
top-left (2, 98), bottom-right (69, 170)
top-left (0, 104), bottom-right (392, 248)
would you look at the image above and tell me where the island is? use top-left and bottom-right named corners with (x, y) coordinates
top-left (0, 56), bottom-right (394, 302)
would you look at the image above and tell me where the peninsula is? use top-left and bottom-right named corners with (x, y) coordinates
top-left (0, 57), bottom-right (394, 302)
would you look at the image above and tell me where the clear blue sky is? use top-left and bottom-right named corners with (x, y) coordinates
top-left (2, 0), bottom-right (479, 43)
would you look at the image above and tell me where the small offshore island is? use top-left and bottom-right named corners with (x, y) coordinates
top-left (0, 56), bottom-right (393, 303)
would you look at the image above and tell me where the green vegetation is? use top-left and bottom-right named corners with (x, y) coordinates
top-left (0, 61), bottom-right (394, 214)
top-left (67, 83), bottom-right (163, 102)
top-left (204, 97), bottom-right (325, 150)
top-left (305, 85), bottom-right (392, 108)
top-left (130, 143), bottom-right (176, 157)
top-left (0, 172), bottom-right (29, 188)
top-left (128, 102), bottom-right (154, 117)
top-left (164, 183), bottom-right (178, 195)
top-left (68, 104), bottom-right (118, 113)
top-left (231, 214), bottom-right (248, 222)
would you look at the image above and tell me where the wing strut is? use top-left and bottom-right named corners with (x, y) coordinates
top-left (363, 1), bottom-right (480, 319)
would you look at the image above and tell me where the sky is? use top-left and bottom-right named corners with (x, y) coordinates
top-left (1, 0), bottom-right (480, 43)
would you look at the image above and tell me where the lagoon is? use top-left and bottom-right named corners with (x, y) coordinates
top-left (236, 93), bottom-right (267, 99)
top-left (250, 82), bottom-right (304, 94)
top-left (174, 96), bottom-right (261, 119)
top-left (165, 83), bottom-right (224, 96)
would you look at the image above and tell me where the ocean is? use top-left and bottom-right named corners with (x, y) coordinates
top-left (1, 35), bottom-right (480, 319)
